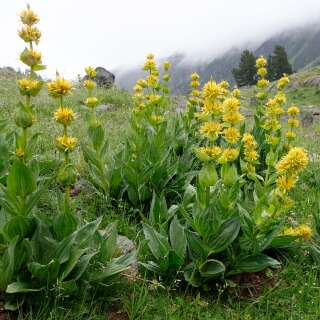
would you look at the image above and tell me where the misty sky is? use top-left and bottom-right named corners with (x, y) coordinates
top-left (1, 0), bottom-right (320, 78)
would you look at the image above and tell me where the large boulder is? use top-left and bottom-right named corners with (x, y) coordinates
top-left (84, 67), bottom-right (115, 89)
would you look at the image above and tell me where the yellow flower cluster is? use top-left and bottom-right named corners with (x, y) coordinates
top-left (223, 97), bottom-right (243, 125)
top-left (276, 147), bottom-right (308, 194)
top-left (255, 56), bottom-right (268, 101)
top-left (282, 224), bottom-right (312, 240)
top-left (242, 133), bottom-right (259, 171)
top-left (286, 105), bottom-right (300, 143)
top-left (132, 54), bottom-right (170, 120)
top-left (223, 127), bottom-right (240, 144)
top-left (83, 67), bottom-right (99, 108)
top-left (50, 73), bottom-right (76, 157)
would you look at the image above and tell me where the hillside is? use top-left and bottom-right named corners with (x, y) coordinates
top-left (116, 23), bottom-right (320, 93)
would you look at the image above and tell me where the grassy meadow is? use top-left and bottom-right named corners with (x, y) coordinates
top-left (1, 65), bottom-right (320, 320)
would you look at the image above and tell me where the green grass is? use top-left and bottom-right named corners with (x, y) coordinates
top-left (2, 68), bottom-right (320, 319)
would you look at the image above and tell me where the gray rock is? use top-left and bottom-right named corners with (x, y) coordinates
top-left (117, 235), bottom-right (136, 254)
top-left (117, 235), bottom-right (138, 281)
top-left (301, 111), bottom-right (314, 127)
top-left (302, 76), bottom-right (320, 88)
top-left (249, 96), bottom-right (257, 107)
top-left (84, 67), bottom-right (115, 88)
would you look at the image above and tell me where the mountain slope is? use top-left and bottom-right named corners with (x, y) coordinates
top-left (116, 23), bottom-right (320, 94)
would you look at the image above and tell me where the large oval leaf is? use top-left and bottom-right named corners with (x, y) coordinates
top-left (199, 259), bottom-right (226, 278)
top-left (209, 217), bottom-right (240, 254)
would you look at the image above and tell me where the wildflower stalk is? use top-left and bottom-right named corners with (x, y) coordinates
top-left (16, 5), bottom-right (44, 160)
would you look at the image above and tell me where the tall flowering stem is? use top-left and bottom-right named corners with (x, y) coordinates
top-left (131, 54), bottom-right (171, 125)
top-left (16, 5), bottom-right (45, 160)
top-left (48, 75), bottom-right (76, 195)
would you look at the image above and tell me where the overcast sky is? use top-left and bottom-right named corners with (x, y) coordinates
top-left (1, 0), bottom-right (320, 78)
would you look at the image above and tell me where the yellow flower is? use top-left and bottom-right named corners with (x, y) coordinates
top-left (242, 133), bottom-right (257, 149)
top-left (257, 67), bottom-right (267, 77)
top-left (85, 97), bottom-right (99, 108)
top-left (256, 92), bottom-right (267, 100)
top-left (274, 92), bottom-right (286, 104)
top-left (147, 53), bottom-right (155, 60)
top-left (263, 118), bottom-right (280, 131)
top-left (256, 56), bottom-right (267, 68)
top-left (282, 224), bottom-right (312, 240)
top-left (277, 75), bottom-right (290, 90)
top-left (20, 49), bottom-right (42, 67)
top-left (191, 90), bottom-right (200, 97)
top-left (17, 78), bottom-right (42, 96)
top-left (195, 146), bottom-right (222, 161)
top-left (218, 148), bottom-right (239, 164)
top-left (287, 106), bottom-right (300, 116)
top-left (54, 107), bottom-right (75, 126)
top-left (16, 147), bottom-right (25, 158)
top-left (199, 121), bottom-right (222, 138)
top-left (223, 127), bottom-right (240, 144)
top-left (143, 59), bottom-right (156, 72)
top-left (203, 100), bottom-right (223, 114)
top-left (223, 97), bottom-right (240, 112)
top-left (223, 112), bottom-right (244, 124)
top-left (48, 77), bottom-right (73, 98)
top-left (276, 147), bottom-right (309, 176)
top-left (146, 74), bottom-right (158, 87)
top-left (285, 131), bottom-right (296, 140)
top-left (18, 26), bottom-right (41, 44)
top-left (191, 72), bottom-right (200, 81)
top-left (257, 79), bottom-right (269, 89)
top-left (83, 79), bottom-right (97, 90)
top-left (277, 175), bottom-right (297, 193)
top-left (147, 94), bottom-right (161, 104)
top-left (191, 80), bottom-right (200, 88)
top-left (219, 80), bottom-right (229, 89)
top-left (150, 115), bottom-right (164, 125)
top-left (20, 5), bottom-right (39, 26)
top-left (134, 84), bottom-right (143, 94)
top-left (232, 88), bottom-right (241, 98)
top-left (202, 81), bottom-right (222, 100)
top-left (244, 150), bottom-right (259, 162)
top-left (85, 66), bottom-right (97, 78)
top-left (163, 60), bottom-right (171, 72)
top-left (136, 79), bottom-right (147, 88)
top-left (288, 118), bottom-right (299, 128)
top-left (56, 135), bottom-right (77, 152)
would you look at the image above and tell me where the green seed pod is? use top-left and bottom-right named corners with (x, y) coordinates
top-left (221, 164), bottom-right (238, 187)
top-left (57, 164), bottom-right (77, 186)
top-left (14, 109), bottom-right (33, 128)
top-left (199, 164), bottom-right (218, 188)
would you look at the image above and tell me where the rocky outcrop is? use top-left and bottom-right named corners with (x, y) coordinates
top-left (84, 67), bottom-right (115, 88)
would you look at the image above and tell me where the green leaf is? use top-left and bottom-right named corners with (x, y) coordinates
top-left (7, 160), bottom-right (36, 198)
top-left (186, 230), bottom-right (210, 260)
top-left (27, 260), bottom-right (60, 284)
top-left (230, 254), bottom-right (281, 275)
top-left (99, 223), bottom-right (117, 262)
top-left (6, 281), bottom-right (41, 293)
top-left (199, 259), bottom-right (225, 278)
top-left (142, 223), bottom-right (170, 260)
top-left (169, 217), bottom-right (186, 260)
top-left (209, 217), bottom-right (240, 254)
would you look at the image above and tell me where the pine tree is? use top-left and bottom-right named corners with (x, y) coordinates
top-left (232, 50), bottom-right (257, 87)
top-left (267, 46), bottom-right (293, 81)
